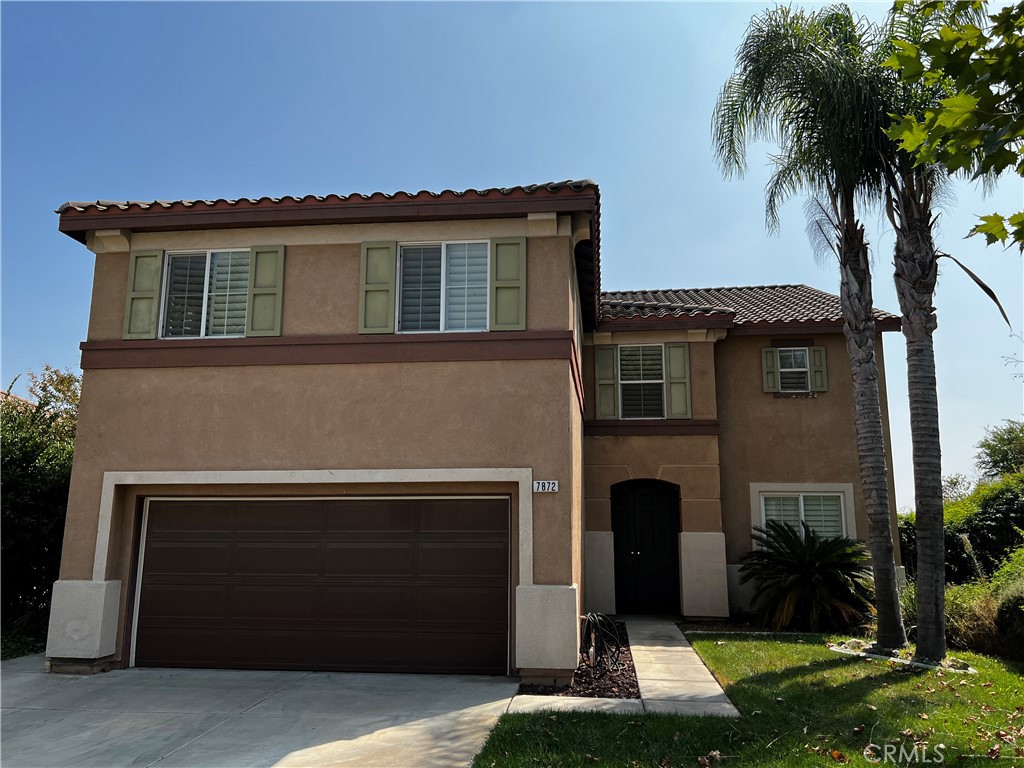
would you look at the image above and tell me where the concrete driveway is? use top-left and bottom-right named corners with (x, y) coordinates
top-left (1, 654), bottom-right (518, 768)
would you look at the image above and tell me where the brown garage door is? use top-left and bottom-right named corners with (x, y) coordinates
top-left (134, 497), bottom-right (509, 674)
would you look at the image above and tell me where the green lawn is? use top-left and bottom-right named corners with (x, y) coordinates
top-left (474, 634), bottom-right (1024, 767)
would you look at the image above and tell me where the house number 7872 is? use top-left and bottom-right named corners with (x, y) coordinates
top-left (533, 481), bottom-right (559, 493)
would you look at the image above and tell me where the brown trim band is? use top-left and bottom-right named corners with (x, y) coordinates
top-left (730, 318), bottom-right (901, 335)
top-left (584, 419), bottom-right (719, 436)
top-left (80, 330), bottom-right (577, 370)
top-left (59, 192), bottom-right (599, 244)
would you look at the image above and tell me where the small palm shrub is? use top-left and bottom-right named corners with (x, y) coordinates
top-left (739, 520), bottom-right (875, 631)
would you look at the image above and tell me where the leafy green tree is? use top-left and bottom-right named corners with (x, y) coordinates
top-left (977, 419), bottom-right (1024, 476)
top-left (884, 1), bottom-right (1024, 250)
top-left (1, 367), bottom-right (80, 633)
top-left (712, 5), bottom-right (907, 649)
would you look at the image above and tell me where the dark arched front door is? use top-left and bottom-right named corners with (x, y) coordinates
top-left (611, 480), bottom-right (681, 614)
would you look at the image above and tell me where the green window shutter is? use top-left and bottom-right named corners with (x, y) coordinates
top-left (762, 348), bottom-right (780, 392)
top-left (246, 245), bottom-right (285, 337)
top-left (123, 250), bottom-right (165, 339)
top-left (359, 241), bottom-right (397, 334)
top-left (809, 346), bottom-right (828, 391)
top-left (489, 237), bottom-right (527, 331)
top-left (665, 342), bottom-right (692, 418)
top-left (595, 345), bottom-right (619, 419)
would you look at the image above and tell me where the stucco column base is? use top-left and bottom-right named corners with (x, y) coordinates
top-left (46, 580), bottom-right (121, 663)
top-left (515, 584), bottom-right (579, 676)
top-left (680, 533), bottom-right (729, 618)
top-left (584, 531), bottom-right (616, 614)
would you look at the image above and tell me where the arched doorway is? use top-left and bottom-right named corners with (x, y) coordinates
top-left (611, 479), bottom-right (681, 614)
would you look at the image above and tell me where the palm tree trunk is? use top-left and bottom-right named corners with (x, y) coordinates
top-left (892, 186), bottom-right (945, 662)
top-left (839, 216), bottom-right (908, 650)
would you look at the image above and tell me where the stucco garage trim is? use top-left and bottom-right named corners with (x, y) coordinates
top-left (94, 469), bottom-right (535, 584)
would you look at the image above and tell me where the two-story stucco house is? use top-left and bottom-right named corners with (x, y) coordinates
top-left (47, 180), bottom-right (900, 683)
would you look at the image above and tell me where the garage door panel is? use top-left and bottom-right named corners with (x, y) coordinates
top-left (328, 501), bottom-right (416, 531)
top-left (316, 630), bottom-right (418, 669)
top-left (419, 499), bottom-right (509, 531)
top-left (416, 586), bottom-right (508, 624)
top-left (229, 586), bottom-right (319, 619)
top-left (321, 586), bottom-right (414, 621)
top-left (234, 543), bottom-right (320, 575)
top-left (325, 543), bottom-right (414, 575)
top-left (136, 497), bottom-right (510, 674)
top-left (140, 584), bottom-right (227, 618)
top-left (418, 542), bottom-right (509, 576)
top-left (144, 542), bottom-right (230, 575)
top-left (146, 501), bottom-right (234, 532)
top-left (235, 501), bottom-right (325, 532)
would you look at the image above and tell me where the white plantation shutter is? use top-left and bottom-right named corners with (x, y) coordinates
top-left (163, 253), bottom-right (207, 337)
top-left (802, 495), bottom-right (844, 538)
top-left (619, 345), bottom-right (665, 418)
top-left (206, 251), bottom-right (250, 336)
top-left (399, 245), bottom-right (442, 331)
top-left (763, 496), bottom-right (801, 529)
top-left (445, 242), bottom-right (488, 331)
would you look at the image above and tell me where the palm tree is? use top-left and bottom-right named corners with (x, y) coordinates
top-left (712, 4), bottom-right (908, 649)
top-left (875, 3), bottom-right (1007, 663)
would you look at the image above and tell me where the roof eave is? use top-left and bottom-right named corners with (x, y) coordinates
top-left (57, 191), bottom-right (600, 245)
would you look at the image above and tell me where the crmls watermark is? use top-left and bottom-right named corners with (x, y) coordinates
top-left (863, 743), bottom-right (946, 764)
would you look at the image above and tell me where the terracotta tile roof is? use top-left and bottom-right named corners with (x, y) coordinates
top-left (600, 284), bottom-right (900, 326)
top-left (56, 180), bottom-right (599, 214)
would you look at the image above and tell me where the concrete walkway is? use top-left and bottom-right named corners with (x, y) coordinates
top-left (506, 618), bottom-right (739, 717)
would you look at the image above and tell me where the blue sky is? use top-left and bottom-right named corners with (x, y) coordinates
top-left (2, 1), bottom-right (1021, 511)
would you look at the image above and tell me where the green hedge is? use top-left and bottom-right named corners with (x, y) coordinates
top-left (899, 473), bottom-right (1024, 584)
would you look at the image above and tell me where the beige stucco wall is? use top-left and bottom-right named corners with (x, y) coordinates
top-left (583, 435), bottom-right (722, 533)
top-left (716, 332), bottom-right (900, 564)
top-left (86, 222), bottom-right (575, 341)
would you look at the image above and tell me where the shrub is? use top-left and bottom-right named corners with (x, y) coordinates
top-left (994, 581), bottom-right (1024, 660)
top-left (901, 580), bottom-right (1013, 657)
top-left (1, 378), bottom-right (77, 634)
top-left (990, 547), bottom-right (1024, 596)
top-left (739, 520), bottom-right (875, 631)
top-left (899, 474), bottom-right (1024, 583)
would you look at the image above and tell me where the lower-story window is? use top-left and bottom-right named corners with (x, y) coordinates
top-left (762, 493), bottom-right (844, 539)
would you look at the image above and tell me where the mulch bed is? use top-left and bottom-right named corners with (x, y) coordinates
top-left (517, 621), bottom-right (640, 699)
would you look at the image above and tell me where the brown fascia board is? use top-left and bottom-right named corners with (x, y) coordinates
top-left (57, 193), bottom-right (599, 244)
top-left (729, 317), bottom-right (902, 335)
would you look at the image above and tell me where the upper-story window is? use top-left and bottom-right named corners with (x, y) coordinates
top-left (761, 345), bottom-right (827, 393)
top-left (398, 242), bottom-right (488, 332)
top-left (358, 238), bottom-right (526, 335)
top-left (162, 250), bottom-right (250, 338)
top-left (122, 246), bottom-right (284, 341)
top-left (619, 344), bottom-right (665, 418)
top-left (594, 342), bottom-right (691, 420)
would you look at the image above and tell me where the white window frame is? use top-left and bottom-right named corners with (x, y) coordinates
top-left (395, 240), bottom-right (490, 334)
top-left (777, 346), bottom-right (810, 392)
top-left (159, 249), bottom-right (249, 340)
top-left (748, 482), bottom-right (857, 544)
top-left (618, 343), bottom-right (666, 420)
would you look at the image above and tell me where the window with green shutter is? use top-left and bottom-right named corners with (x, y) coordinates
top-left (762, 346), bottom-right (827, 392)
top-left (129, 246), bottom-right (285, 340)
